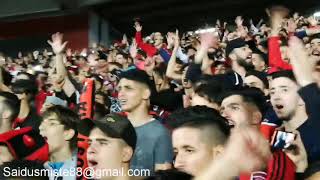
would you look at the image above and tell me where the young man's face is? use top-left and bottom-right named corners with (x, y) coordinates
top-left (252, 54), bottom-right (266, 72)
top-left (220, 95), bottom-right (255, 127)
top-left (310, 38), bottom-right (320, 62)
top-left (118, 79), bottom-right (149, 112)
top-left (153, 32), bottom-right (163, 46)
top-left (115, 54), bottom-right (127, 65)
top-left (233, 46), bottom-right (253, 62)
top-left (270, 77), bottom-right (300, 120)
top-left (87, 128), bottom-right (130, 179)
top-left (244, 75), bottom-right (265, 91)
top-left (39, 114), bottom-right (71, 154)
top-left (172, 127), bottom-right (214, 176)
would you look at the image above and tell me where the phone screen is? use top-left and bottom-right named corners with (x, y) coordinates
top-left (271, 130), bottom-right (296, 149)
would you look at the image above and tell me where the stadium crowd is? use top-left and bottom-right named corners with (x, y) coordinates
top-left (0, 5), bottom-right (319, 180)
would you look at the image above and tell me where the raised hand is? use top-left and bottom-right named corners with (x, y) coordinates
top-left (122, 34), bottom-right (128, 45)
top-left (288, 36), bottom-right (315, 86)
top-left (307, 16), bottom-right (318, 26)
top-left (134, 21), bottom-right (142, 32)
top-left (235, 16), bottom-right (244, 27)
top-left (200, 32), bottom-right (219, 49)
top-left (224, 126), bottom-right (271, 173)
top-left (166, 32), bottom-right (175, 49)
top-left (286, 18), bottom-right (297, 33)
top-left (129, 39), bottom-right (138, 58)
top-left (173, 30), bottom-right (180, 50)
top-left (47, 32), bottom-right (68, 55)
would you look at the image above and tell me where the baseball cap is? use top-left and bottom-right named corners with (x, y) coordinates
top-left (78, 113), bottom-right (137, 150)
top-left (225, 38), bottom-right (247, 57)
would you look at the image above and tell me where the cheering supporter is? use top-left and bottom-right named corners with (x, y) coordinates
top-left (79, 113), bottom-right (138, 180)
top-left (0, 4), bottom-right (319, 180)
top-left (118, 69), bottom-right (173, 174)
top-left (39, 106), bottom-right (78, 180)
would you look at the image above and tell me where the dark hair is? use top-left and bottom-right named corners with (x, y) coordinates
top-left (95, 91), bottom-right (111, 108)
top-left (11, 79), bottom-right (38, 99)
top-left (120, 68), bottom-right (156, 95)
top-left (1, 67), bottom-right (12, 86)
top-left (0, 160), bottom-right (49, 180)
top-left (0, 97), bottom-right (20, 124)
top-left (270, 70), bottom-right (296, 83)
top-left (245, 70), bottom-right (269, 89)
top-left (116, 52), bottom-right (129, 59)
top-left (168, 106), bottom-right (230, 134)
top-left (42, 106), bottom-right (79, 150)
top-left (94, 102), bottom-right (109, 120)
top-left (144, 169), bottom-right (192, 180)
top-left (194, 80), bottom-right (222, 104)
top-left (220, 87), bottom-right (268, 115)
top-left (179, 118), bottom-right (230, 146)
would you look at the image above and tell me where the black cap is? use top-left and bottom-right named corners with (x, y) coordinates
top-left (78, 113), bottom-right (137, 150)
top-left (225, 38), bottom-right (247, 57)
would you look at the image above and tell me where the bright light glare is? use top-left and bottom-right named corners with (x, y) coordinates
top-left (195, 28), bottom-right (216, 34)
top-left (314, 12), bottom-right (320, 17)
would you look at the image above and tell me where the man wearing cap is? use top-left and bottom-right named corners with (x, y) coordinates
top-left (79, 113), bottom-right (138, 180)
top-left (226, 38), bottom-right (254, 80)
top-left (117, 68), bottom-right (173, 174)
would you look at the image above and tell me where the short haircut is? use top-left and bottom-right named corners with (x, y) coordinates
top-left (194, 79), bottom-right (223, 104)
top-left (42, 106), bottom-right (79, 150)
top-left (169, 106), bottom-right (230, 146)
top-left (177, 118), bottom-right (230, 147)
top-left (119, 68), bottom-right (156, 94)
top-left (270, 70), bottom-right (296, 83)
top-left (220, 87), bottom-right (268, 115)
top-left (0, 160), bottom-right (49, 180)
top-left (245, 70), bottom-right (269, 89)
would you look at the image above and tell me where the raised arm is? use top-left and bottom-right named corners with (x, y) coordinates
top-left (166, 30), bottom-right (183, 80)
top-left (48, 32), bottom-right (76, 97)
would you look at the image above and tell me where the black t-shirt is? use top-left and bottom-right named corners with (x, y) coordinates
top-left (297, 83), bottom-right (320, 163)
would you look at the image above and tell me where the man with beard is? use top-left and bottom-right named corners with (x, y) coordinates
top-left (226, 38), bottom-right (254, 80)
top-left (310, 34), bottom-right (320, 63)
